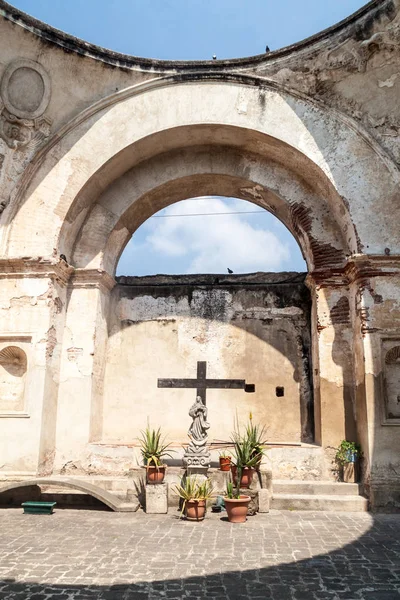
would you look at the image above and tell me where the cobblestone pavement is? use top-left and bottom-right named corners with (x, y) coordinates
top-left (0, 509), bottom-right (400, 599)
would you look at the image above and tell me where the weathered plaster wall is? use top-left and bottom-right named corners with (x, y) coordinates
top-left (0, 0), bottom-right (399, 508)
top-left (0, 261), bottom-right (70, 475)
top-left (357, 270), bottom-right (400, 510)
top-left (101, 273), bottom-right (312, 448)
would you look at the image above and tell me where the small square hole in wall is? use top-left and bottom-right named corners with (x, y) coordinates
top-left (276, 386), bottom-right (284, 397)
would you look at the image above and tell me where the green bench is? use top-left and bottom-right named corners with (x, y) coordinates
top-left (22, 501), bottom-right (56, 515)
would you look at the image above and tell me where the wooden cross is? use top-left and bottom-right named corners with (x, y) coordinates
top-left (157, 361), bottom-right (255, 405)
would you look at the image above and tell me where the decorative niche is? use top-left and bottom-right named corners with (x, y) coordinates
top-left (0, 337), bottom-right (30, 417)
top-left (382, 339), bottom-right (400, 425)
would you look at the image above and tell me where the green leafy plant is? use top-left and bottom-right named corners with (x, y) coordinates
top-left (225, 481), bottom-right (238, 499)
top-left (335, 440), bottom-right (362, 466)
top-left (230, 436), bottom-right (264, 499)
top-left (245, 413), bottom-right (268, 465)
top-left (138, 423), bottom-right (174, 468)
top-left (174, 476), bottom-right (214, 516)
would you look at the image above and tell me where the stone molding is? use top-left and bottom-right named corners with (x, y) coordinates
top-left (0, 0), bottom-right (387, 71)
top-left (69, 268), bottom-right (116, 293)
top-left (0, 256), bottom-right (397, 291)
top-left (0, 257), bottom-right (73, 284)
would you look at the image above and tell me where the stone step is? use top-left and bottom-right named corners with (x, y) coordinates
top-left (273, 479), bottom-right (361, 496)
top-left (271, 493), bottom-right (368, 512)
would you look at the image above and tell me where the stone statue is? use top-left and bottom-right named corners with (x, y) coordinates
top-left (183, 395), bottom-right (211, 467)
top-left (188, 395), bottom-right (210, 445)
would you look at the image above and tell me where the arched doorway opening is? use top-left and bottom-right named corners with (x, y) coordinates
top-left (117, 196), bottom-right (306, 276)
top-left (109, 196), bottom-right (312, 452)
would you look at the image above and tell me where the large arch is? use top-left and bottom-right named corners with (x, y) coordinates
top-left (3, 75), bottom-right (399, 264)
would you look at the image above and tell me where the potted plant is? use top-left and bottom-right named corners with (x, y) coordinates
top-left (138, 424), bottom-right (174, 484)
top-left (224, 481), bottom-right (251, 523)
top-left (175, 476), bottom-right (214, 521)
top-left (335, 440), bottom-right (362, 483)
top-left (219, 451), bottom-right (232, 472)
top-left (231, 436), bottom-right (263, 487)
top-left (230, 415), bottom-right (266, 487)
top-left (245, 414), bottom-right (268, 470)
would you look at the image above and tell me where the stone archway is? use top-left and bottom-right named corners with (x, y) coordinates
top-left (8, 76), bottom-right (376, 478)
top-left (0, 0), bottom-right (398, 506)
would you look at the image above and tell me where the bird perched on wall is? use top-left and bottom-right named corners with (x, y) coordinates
top-left (227, 268), bottom-right (233, 274)
top-left (60, 254), bottom-right (68, 263)
top-left (265, 45), bottom-right (270, 53)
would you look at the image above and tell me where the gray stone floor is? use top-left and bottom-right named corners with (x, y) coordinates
top-left (0, 509), bottom-right (399, 599)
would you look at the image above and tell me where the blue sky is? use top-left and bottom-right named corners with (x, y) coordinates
top-left (11, 0), bottom-right (366, 275)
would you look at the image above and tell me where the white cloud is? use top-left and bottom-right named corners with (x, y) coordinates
top-left (145, 197), bottom-right (291, 274)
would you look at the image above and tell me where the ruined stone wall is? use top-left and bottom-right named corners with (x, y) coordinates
top-left (0, 0), bottom-right (399, 508)
top-left (102, 273), bottom-right (312, 450)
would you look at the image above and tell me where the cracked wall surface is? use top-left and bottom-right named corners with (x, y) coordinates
top-left (0, 0), bottom-right (399, 509)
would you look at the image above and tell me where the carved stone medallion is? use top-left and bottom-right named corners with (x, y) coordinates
top-left (0, 59), bottom-right (51, 150)
top-left (1, 59), bottom-right (51, 119)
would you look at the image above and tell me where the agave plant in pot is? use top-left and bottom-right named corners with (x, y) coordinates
top-left (138, 424), bottom-right (174, 484)
top-left (224, 480), bottom-right (252, 523)
top-left (245, 414), bottom-right (268, 471)
top-left (230, 436), bottom-right (264, 488)
top-left (175, 476), bottom-right (214, 521)
top-left (230, 416), bottom-right (266, 488)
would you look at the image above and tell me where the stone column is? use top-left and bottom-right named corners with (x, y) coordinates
top-left (351, 256), bottom-right (400, 510)
top-left (307, 274), bottom-right (357, 455)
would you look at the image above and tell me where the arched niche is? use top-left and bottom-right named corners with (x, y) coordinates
top-left (384, 345), bottom-right (400, 421)
top-left (0, 345), bottom-right (27, 413)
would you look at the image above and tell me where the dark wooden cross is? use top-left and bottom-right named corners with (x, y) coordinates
top-left (158, 361), bottom-right (255, 405)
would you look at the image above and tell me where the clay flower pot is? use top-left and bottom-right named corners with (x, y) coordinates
top-left (185, 499), bottom-right (206, 521)
top-left (224, 495), bottom-right (251, 523)
top-left (231, 466), bottom-right (255, 488)
top-left (219, 456), bottom-right (231, 472)
top-left (146, 465), bottom-right (166, 484)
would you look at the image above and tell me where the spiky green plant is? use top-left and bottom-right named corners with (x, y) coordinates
top-left (174, 476), bottom-right (214, 517)
top-left (138, 424), bottom-right (174, 468)
top-left (225, 481), bottom-right (236, 499)
top-left (245, 415), bottom-right (268, 465)
top-left (230, 414), bottom-right (266, 498)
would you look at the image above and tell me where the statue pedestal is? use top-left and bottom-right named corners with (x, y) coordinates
top-left (183, 445), bottom-right (211, 470)
top-left (145, 483), bottom-right (168, 514)
top-left (185, 466), bottom-right (209, 479)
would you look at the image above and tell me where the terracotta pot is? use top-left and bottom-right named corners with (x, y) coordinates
top-left (146, 465), bottom-right (166, 484)
top-left (219, 456), bottom-right (231, 472)
top-left (224, 495), bottom-right (251, 523)
top-left (185, 499), bottom-right (206, 521)
top-left (231, 466), bottom-right (255, 488)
